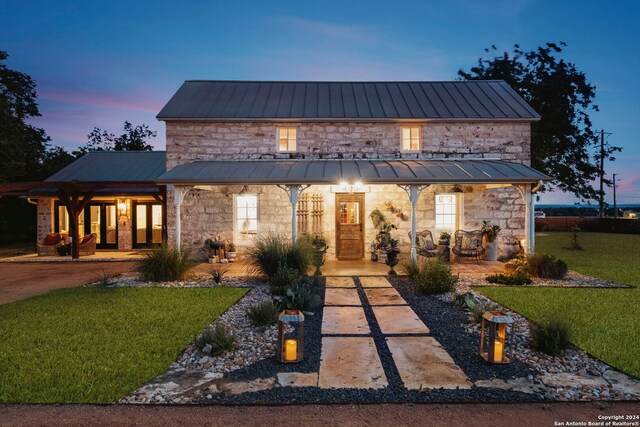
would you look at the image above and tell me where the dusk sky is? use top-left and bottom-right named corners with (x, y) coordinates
top-left (2, 0), bottom-right (639, 204)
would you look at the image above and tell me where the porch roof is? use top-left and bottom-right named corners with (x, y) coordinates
top-left (157, 159), bottom-right (550, 185)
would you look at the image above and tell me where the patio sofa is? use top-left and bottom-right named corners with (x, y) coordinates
top-left (37, 233), bottom-right (63, 256)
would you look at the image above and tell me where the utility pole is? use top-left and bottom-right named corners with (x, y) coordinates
top-left (599, 129), bottom-right (605, 219)
top-left (613, 173), bottom-right (618, 219)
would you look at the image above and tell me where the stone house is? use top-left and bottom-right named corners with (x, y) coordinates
top-left (32, 80), bottom-right (548, 261)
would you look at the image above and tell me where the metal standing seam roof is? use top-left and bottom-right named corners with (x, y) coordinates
top-left (156, 159), bottom-right (550, 185)
top-left (45, 151), bottom-right (167, 182)
top-left (156, 80), bottom-right (540, 121)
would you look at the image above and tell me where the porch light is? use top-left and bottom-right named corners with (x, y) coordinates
top-left (277, 310), bottom-right (304, 363)
top-left (117, 199), bottom-right (129, 218)
top-left (480, 311), bottom-right (514, 364)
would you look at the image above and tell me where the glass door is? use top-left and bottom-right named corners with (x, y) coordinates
top-left (54, 202), bottom-right (118, 249)
top-left (133, 202), bottom-right (164, 248)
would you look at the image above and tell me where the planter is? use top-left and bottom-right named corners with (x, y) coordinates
top-left (226, 252), bottom-right (237, 262)
top-left (386, 249), bottom-right (400, 275)
top-left (312, 251), bottom-right (327, 276)
top-left (208, 256), bottom-right (218, 264)
top-left (484, 241), bottom-right (498, 261)
top-left (377, 251), bottom-right (387, 264)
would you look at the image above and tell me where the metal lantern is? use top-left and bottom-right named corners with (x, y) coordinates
top-left (480, 311), bottom-right (514, 364)
top-left (277, 310), bottom-right (304, 363)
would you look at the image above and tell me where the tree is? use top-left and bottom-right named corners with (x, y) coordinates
top-left (74, 121), bottom-right (156, 156)
top-left (458, 42), bottom-right (621, 201)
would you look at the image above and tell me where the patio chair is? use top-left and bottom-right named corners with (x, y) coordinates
top-left (37, 233), bottom-right (63, 256)
top-left (78, 233), bottom-right (97, 256)
top-left (452, 230), bottom-right (485, 263)
top-left (408, 230), bottom-right (439, 258)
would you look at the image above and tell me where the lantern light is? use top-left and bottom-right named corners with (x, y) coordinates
top-left (277, 310), bottom-right (304, 363)
top-left (117, 199), bottom-right (129, 219)
top-left (480, 311), bottom-right (514, 364)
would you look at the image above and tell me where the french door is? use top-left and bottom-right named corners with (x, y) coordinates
top-left (133, 203), bottom-right (164, 248)
top-left (55, 202), bottom-right (117, 249)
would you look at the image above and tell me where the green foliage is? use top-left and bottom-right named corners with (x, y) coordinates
top-left (196, 323), bottom-right (236, 356)
top-left (226, 242), bottom-right (236, 252)
top-left (0, 286), bottom-right (246, 403)
top-left (136, 244), bottom-right (197, 282)
top-left (247, 301), bottom-right (281, 327)
top-left (456, 293), bottom-right (500, 324)
top-left (401, 257), bottom-right (420, 279)
top-left (74, 121), bottom-right (156, 156)
top-left (283, 276), bottom-right (323, 315)
top-left (210, 264), bottom-right (229, 284)
top-left (369, 209), bottom-right (387, 229)
top-left (486, 272), bottom-right (532, 286)
top-left (270, 264), bottom-right (301, 296)
top-left (480, 220), bottom-right (501, 242)
top-left (246, 235), bottom-right (312, 279)
top-left (527, 253), bottom-right (568, 279)
top-left (439, 231), bottom-right (451, 241)
top-left (415, 259), bottom-right (459, 295)
top-left (529, 319), bottom-right (571, 356)
top-left (458, 42), bottom-right (621, 201)
top-left (564, 226), bottom-right (583, 250)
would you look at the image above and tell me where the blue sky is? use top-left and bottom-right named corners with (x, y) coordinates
top-left (2, 0), bottom-right (639, 203)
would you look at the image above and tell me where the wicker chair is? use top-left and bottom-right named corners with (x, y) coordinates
top-left (408, 230), bottom-right (440, 258)
top-left (37, 233), bottom-right (63, 256)
top-left (78, 233), bottom-right (97, 256)
top-left (452, 230), bottom-right (485, 262)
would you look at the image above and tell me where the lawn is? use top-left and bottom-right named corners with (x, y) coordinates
top-left (478, 232), bottom-right (640, 378)
top-left (0, 286), bottom-right (247, 403)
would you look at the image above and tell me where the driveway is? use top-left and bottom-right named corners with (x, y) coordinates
top-left (0, 261), bottom-right (139, 305)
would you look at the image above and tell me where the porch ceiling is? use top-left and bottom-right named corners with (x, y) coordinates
top-left (156, 159), bottom-right (550, 186)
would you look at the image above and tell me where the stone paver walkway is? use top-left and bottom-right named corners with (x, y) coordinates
top-left (315, 275), bottom-right (470, 392)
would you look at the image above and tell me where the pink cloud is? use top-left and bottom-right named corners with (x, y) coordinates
top-left (39, 90), bottom-right (164, 113)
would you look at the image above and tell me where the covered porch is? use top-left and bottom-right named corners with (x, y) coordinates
top-left (158, 159), bottom-right (550, 263)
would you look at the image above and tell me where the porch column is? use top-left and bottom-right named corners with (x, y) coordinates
top-left (174, 186), bottom-right (192, 249)
top-left (399, 184), bottom-right (429, 263)
top-left (278, 184), bottom-right (310, 244)
top-left (517, 184), bottom-right (534, 254)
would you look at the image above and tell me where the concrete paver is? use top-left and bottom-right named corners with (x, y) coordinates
top-left (372, 305), bottom-right (430, 335)
top-left (325, 277), bottom-right (356, 288)
top-left (386, 336), bottom-right (472, 390)
top-left (364, 288), bottom-right (407, 305)
top-left (321, 306), bottom-right (370, 335)
top-left (318, 337), bottom-right (387, 389)
top-left (359, 277), bottom-right (392, 288)
top-left (324, 288), bottom-right (361, 306)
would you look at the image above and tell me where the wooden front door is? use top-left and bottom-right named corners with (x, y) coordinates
top-left (335, 193), bottom-right (365, 260)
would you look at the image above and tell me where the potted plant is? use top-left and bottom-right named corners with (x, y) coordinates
top-left (385, 238), bottom-right (400, 275)
top-left (480, 221), bottom-right (501, 261)
top-left (225, 241), bottom-right (237, 262)
top-left (308, 233), bottom-right (329, 275)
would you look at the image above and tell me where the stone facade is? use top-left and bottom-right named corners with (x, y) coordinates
top-left (166, 121), bottom-right (530, 168)
top-left (36, 199), bottom-right (55, 243)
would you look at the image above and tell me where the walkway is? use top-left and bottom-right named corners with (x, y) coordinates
top-left (0, 261), bottom-right (139, 305)
top-left (319, 276), bottom-right (471, 390)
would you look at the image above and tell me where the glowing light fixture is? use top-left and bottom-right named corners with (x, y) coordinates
top-left (480, 311), bottom-right (513, 364)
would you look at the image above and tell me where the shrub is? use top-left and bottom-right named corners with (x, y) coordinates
top-left (564, 226), bottom-right (583, 250)
top-left (270, 264), bottom-right (300, 296)
top-left (210, 264), bottom-right (229, 284)
top-left (506, 253), bottom-right (568, 279)
top-left (196, 323), bottom-right (236, 356)
top-left (414, 259), bottom-right (458, 295)
top-left (529, 319), bottom-right (571, 356)
top-left (527, 253), bottom-right (568, 279)
top-left (283, 276), bottom-right (323, 315)
top-left (457, 294), bottom-right (500, 324)
top-left (246, 235), bottom-right (312, 279)
top-left (137, 244), bottom-right (197, 282)
top-left (401, 257), bottom-right (420, 279)
top-left (486, 272), bottom-right (532, 286)
top-left (247, 301), bottom-right (281, 327)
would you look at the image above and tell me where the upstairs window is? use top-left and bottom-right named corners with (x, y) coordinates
top-left (277, 127), bottom-right (297, 152)
top-left (401, 126), bottom-right (421, 152)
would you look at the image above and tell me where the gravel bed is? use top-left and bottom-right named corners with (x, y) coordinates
top-left (459, 270), bottom-right (632, 288)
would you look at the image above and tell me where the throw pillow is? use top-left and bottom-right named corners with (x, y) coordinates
top-left (44, 233), bottom-right (61, 245)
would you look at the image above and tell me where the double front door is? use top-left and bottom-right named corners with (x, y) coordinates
top-left (56, 202), bottom-right (117, 249)
top-left (335, 193), bottom-right (365, 260)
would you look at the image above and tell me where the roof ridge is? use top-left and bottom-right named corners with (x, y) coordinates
top-left (183, 79), bottom-right (509, 84)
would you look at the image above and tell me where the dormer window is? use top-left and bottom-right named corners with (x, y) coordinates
top-left (277, 127), bottom-right (297, 152)
top-left (401, 126), bottom-right (421, 152)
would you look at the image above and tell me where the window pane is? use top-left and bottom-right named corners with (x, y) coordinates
top-left (402, 128), bottom-right (410, 139)
top-left (136, 205), bottom-right (147, 243)
top-left (236, 195), bottom-right (258, 242)
top-left (152, 205), bottom-right (163, 243)
top-left (278, 128), bottom-right (297, 152)
top-left (289, 128), bottom-right (296, 139)
top-left (106, 205), bottom-right (116, 244)
top-left (435, 194), bottom-right (457, 233)
top-left (90, 206), bottom-right (101, 243)
top-left (410, 127), bottom-right (419, 139)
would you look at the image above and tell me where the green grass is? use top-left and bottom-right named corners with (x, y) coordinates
top-left (0, 286), bottom-right (247, 403)
top-left (478, 232), bottom-right (640, 378)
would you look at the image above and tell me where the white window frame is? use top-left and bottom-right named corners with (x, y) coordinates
top-left (233, 194), bottom-right (259, 246)
top-left (400, 126), bottom-right (421, 153)
top-left (277, 127), bottom-right (298, 153)
top-left (435, 193), bottom-right (463, 234)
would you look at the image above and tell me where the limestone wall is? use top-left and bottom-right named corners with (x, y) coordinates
top-left (36, 199), bottom-right (54, 243)
top-left (166, 121), bottom-right (531, 168)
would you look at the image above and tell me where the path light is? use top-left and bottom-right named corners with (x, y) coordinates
top-left (480, 311), bottom-right (514, 364)
top-left (277, 310), bottom-right (304, 363)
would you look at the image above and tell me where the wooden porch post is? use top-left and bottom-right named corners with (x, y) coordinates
top-left (60, 190), bottom-right (93, 259)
